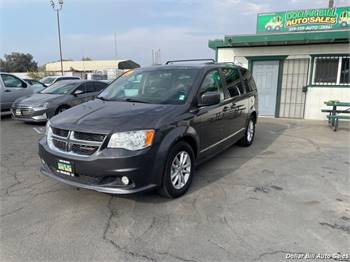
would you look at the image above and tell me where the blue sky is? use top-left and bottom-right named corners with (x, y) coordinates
top-left (0, 0), bottom-right (348, 66)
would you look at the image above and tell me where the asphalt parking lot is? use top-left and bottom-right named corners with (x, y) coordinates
top-left (1, 116), bottom-right (349, 262)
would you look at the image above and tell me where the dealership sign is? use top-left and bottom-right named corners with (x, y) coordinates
top-left (257, 6), bottom-right (350, 33)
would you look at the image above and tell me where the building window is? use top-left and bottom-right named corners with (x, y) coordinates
top-left (312, 56), bottom-right (350, 86)
top-left (340, 57), bottom-right (350, 84)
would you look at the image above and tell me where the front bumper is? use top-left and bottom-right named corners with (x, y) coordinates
top-left (11, 107), bottom-right (48, 122)
top-left (38, 138), bottom-right (159, 194)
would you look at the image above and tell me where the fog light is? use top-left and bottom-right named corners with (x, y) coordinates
top-left (121, 176), bottom-right (129, 185)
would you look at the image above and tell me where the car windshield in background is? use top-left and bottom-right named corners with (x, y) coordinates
top-left (98, 69), bottom-right (199, 105)
top-left (40, 76), bottom-right (56, 85)
top-left (41, 82), bottom-right (79, 94)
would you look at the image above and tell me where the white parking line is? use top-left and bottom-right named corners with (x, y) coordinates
top-left (33, 127), bottom-right (43, 134)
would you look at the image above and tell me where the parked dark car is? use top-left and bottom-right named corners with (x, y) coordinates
top-left (39, 61), bottom-right (258, 198)
top-left (12, 80), bottom-right (108, 122)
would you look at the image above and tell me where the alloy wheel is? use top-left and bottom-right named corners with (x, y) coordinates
top-left (170, 151), bottom-right (191, 190)
top-left (247, 120), bottom-right (254, 142)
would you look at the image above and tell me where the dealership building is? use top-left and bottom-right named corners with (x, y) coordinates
top-left (209, 6), bottom-right (350, 120)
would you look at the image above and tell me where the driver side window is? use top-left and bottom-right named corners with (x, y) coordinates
top-left (1, 74), bottom-right (24, 88)
top-left (75, 83), bottom-right (86, 93)
top-left (199, 70), bottom-right (224, 102)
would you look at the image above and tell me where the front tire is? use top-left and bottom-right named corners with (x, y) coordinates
top-left (238, 117), bottom-right (255, 147)
top-left (159, 141), bottom-right (195, 198)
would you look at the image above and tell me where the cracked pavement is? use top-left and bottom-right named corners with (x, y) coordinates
top-left (1, 116), bottom-right (349, 262)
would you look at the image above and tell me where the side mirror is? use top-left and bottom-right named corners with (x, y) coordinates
top-left (199, 92), bottom-right (220, 107)
top-left (22, 82), bottom-right (27, 88)
top-left (73, 89), bottom-right (84, 96)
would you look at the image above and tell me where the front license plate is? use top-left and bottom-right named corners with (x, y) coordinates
top-left (15, 109), bottom-right (21, 116)
top-left (57, 159), bottom-right (75, 177)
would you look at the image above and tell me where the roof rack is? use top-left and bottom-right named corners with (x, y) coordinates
top-left (165, 59), bottom-right (215, 65)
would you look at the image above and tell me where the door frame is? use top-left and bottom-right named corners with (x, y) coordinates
top-left (247, 56), bottom-right (287, 118)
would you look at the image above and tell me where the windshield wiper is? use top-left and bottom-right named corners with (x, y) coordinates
top-left (96, 96), bottom-right (110, 101)
top-left (125, 98), bottom-right (149, 104)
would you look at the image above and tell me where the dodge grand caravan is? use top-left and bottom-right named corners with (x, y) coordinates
top-left (39, 61), bottom-right (258, 198)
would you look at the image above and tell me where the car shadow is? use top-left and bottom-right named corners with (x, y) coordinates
top-left (0, 114), bottom-right (12, 121)
top-left (0, 114), bottom-right (46, 126)
top-left (116, 120), bottom-right (287, 203)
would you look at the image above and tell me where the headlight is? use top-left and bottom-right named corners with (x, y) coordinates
top-left (32, 102), bottom-right (49, 111)
top-left (46, 121), bottom-right (54, 148)
top-left (107, 130), bottom-right (155, 150)
top-left (45, 120), bottom-right (50, 135)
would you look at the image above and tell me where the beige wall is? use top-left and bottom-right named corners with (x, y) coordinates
top-left (305, 88), bottom-right (350, 120)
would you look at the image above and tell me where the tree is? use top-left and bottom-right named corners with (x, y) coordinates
top-left (82, 57), bottom-right (92, 61)
top-left (0, 52), bottom-right (38, 72)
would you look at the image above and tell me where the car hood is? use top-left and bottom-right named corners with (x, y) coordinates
top-left (51, 99), bottom-right (184, 134)
top-left (14, 93), bottom-right (64, 106)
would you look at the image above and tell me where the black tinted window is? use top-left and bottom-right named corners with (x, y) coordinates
top-left (85, 82), bottom-right (95, 93)
top-left (222, 67), bottom-right (244, 97)
top-left (95, 82), bottom-right (107, 92)
top-left (75, 83), bottom-right (86, 93)
top-left (199, 70), bottom-right (224, 101)
top-left (240, 68), bottom-right (256, 93)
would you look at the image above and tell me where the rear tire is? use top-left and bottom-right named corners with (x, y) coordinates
top-left (237, 117), bottom-right (255, 147)
top-left (158, 141), bottom-right (195, 198)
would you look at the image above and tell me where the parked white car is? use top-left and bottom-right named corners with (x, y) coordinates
top-left (40, 76), bottom-right (80, 86)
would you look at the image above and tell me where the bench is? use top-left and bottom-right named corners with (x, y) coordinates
top-left (322, 101), bottom-right (350, 131)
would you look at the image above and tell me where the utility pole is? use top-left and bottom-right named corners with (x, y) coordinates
top-left (328, 0), bottom-right (334, 8)
top-left (50, 0), bottom-right (64, 76)
top-left (152, 49), bottom-right (161, 65)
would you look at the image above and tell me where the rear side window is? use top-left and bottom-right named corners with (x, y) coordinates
top-left (199, 70), bottom-right (224, 101)
top-left (222, 67), bottom-right (245, 97)
top-left (240, 68), bottom-right (256, 93)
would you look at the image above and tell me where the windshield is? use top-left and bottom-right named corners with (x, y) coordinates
top-left (41, 81), bottom-right (79, 94)
top-left (98, 68), bottom-right (199, 104)
top-left (40, 76), bottom-right (56, 85)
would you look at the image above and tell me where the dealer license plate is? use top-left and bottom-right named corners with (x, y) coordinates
top-left (57, 159), bottom-right (75, 177)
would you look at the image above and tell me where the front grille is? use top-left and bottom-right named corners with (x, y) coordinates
top-left (12, 107), bottom-right (33, 117)
top-left (21, 109), bottom-right (33, 116)
top-left (71, 144), bottom-right (99, 155)
top-left (52, 138), bottom-right (67, 151)
top-left (73, 131), bottom-right (105, 142)
top-left (52, 127), bottom-right (69, 137)
top-left (49, 128), bottom-right (106, 157)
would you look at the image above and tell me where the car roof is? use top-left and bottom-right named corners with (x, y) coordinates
top-left (138, 62), bottom-right (243, 71)
top-left (51, 79), bottom-right (82, 85)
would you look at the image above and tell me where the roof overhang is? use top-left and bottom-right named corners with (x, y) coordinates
top-left (209, 30), bottom-right (350, 49)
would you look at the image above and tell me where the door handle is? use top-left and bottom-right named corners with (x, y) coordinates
top-left (223, 106), bottom-right (229, 112)
top-left (4, 89), bottom-right (11, 92)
